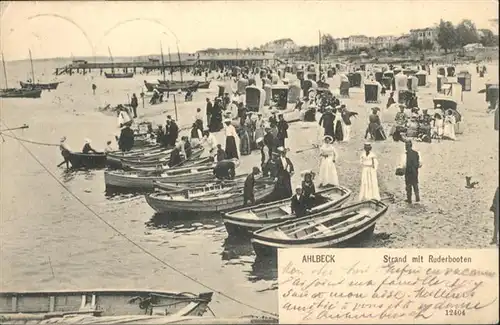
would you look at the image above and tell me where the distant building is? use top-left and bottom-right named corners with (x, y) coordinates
top-left (395, 34), bottom-right (411, 47)
top-left (261, 38), bottom-right (298, 55)
top-left (336, 37), bottom-right (350, 51)
top-left (374, 36), bottom-right (396, 50)
top-left (348, 35), bottom-right (370, 49)
top-left (196, 48), bottom-right (275, 69)
top-left (409, 27), bottom-right (439, 49)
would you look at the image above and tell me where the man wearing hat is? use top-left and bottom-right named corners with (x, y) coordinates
top-left (290, 185), bottom-right (308, 218)
top-left (118, 122), bottom-right (135, 152)
top-left (340, 104), bottom-right (358, 142)
top-left (166, 116), bottom-right (179, 148)
top-left (57, 136), bottom-right (72, 169)
top-left (243, 167), bottom-right (261, 206)
top-left (398, 140), bottom-right (422, 204)
top-left (318, 106), bottom-right (335, 138)
top-left (224, 118), bottom-right (239, 159)
top-left (263, 126), bottom-right (276, 159)
top-left (206, 98), bottom-right (213, 130)
top-left (275, 146), bottom-right (294, 199)
top-left (276, 113), bottom-right (289, 148)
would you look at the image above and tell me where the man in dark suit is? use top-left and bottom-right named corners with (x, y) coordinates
top-left (277, 114), bottom-right (289, 148)
top-left (291, 186), bottom-right (308, 218)
top-left (400, 140), bottom-right (422, 203)
top-left (243, 167), bottom-right (261, 206)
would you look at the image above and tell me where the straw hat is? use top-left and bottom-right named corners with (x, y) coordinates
top-left (324, 135), bottom-right (334, 143)
top-left (363, 142), bottom-right (372, 148)
top-left (224, 118), bottom-right (232, 123)
top-left (60, 136), bottom-right (67, 142)
top-left (84, 138), bottom-right (91, 144)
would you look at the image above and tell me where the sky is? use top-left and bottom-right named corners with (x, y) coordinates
top-left (0, 1), bottom-right (498, 60)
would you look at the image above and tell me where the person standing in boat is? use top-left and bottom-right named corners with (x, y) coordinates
top-left (156, 125), bottom-right (166, 146)
top-left (168, 142), bottom-right (183, 167)
top-left (359, 142), bottom-right (381, 201)
top-left (57, 136), bottom-right (71, 169)
top-left (82, 138), bottom-right (97, 154)
top-left (195, 108), bottom-right (204, 131)
top-left (290, 185), bottom-right (308, 218)
top-left (167, 117), bottom-right (179, 148)
top-left (224, 118), bottom-right (240, 159)
top-left (130, 93), bottom-right (139, 118)
top-left (398, 140), bottom-right (422, 204)
top-left (277, 114), bottom-right (289, 148)
top-left (275, 147), bottom-right (294, 199)
top-left (301, 171), bottom-right (316, 208)
top-left (216, 144), bottom-right (226, 162)
top-left (181, 136), bottom-right (192, 159)
top-left (118, 123), bottom-right (135, 152)
top-left (244, 167), bottom-right (261, 206)
top-left (202, 130), bottom-right (218, 160)
top-left (190, 123), bottom-right (203, 148)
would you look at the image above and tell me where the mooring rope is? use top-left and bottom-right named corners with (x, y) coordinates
top-left (0, 120), bottom-right (278, 318)
top-left (1, 132), bottom-right (59, 147)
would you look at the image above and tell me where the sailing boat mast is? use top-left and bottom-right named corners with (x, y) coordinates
top-left (108, 47), bottom-right (115, 73)
top-left (2, 53), bottom-right (8, 89)
top-left (167, 47), bottom-right (174, 82)
top-left (160, 42), bottom-right (166, 82)
top-left (318, 30), bottom-right (322, 80)
top-left (28, 49), bottom-right (35, 83)
top-left (176, 43), bottom-right (184, 83)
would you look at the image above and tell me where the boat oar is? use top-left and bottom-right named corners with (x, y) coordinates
top-left (295, 144), bottom-right (319, 154)
top-left (0, 124), bottom-right (29, 132)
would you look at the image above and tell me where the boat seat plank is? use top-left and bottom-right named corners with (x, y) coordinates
top-left (280, 206), bottom-right (292, 215)
top-left (49, 296), bottom-right (55, 313)
top-left (301, 214), bottom-right (369, 239)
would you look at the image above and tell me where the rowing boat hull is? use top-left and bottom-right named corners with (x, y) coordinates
top-left (0, 88), bottom-right (42, 98)
top-left (19, 81), bottom-right (60, 90)
top-left (145, 180), bottom-right (276, 214)
top-left (0, 290), bottom-right (213, 321)
top-left (197, 81), bottom-right (211, 89)
top-left (250, 200), bottom-right (388, 257)
top-left (104, 166), bottom-right (216, 190)
top-left (105, 73), bottom-right (134, 79)
top-left (121, 149), bottom-right (205, 170)
top-left (153, 175), bottom-right (247, 192)
top-left (69, 152), bottom-right (107, 169)
top-left (222, 185), bottom-right (352, 235)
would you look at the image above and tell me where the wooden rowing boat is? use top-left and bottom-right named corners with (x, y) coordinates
top-left (105, 72), bottom-right (134, 79)
top-left (68, 152), bottom-right (107, 169)
top-left (145, 178), bottom-right (276, 214)
top-left (106, 147), bottom-right (172, 169)
top-left (0, 88), bottom-right (42, 98)
top-left (105, 165), bottom-right (216, 190)
top-left (123, 156), bottom-right (212, 172)
top-left (0, 289), bottom-right (213, 324)
top-left (222, 185), bottom-right (352, 235)
top-left (197, 81), bottom-right (211, 89)
top-left (121, 148), bottom-right (204, 169)
top-left (153, 174), bottom-right (247, 192)
top-left (251, 200), bottom-right (388, 257)
top-left (19, 81), bottom-right (61, 90)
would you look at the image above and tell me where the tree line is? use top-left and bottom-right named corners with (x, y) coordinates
top-left (290, 19), bottom-right (497, 60)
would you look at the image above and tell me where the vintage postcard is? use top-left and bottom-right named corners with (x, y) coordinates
top-left (0, 1), bottom-right (498, 324)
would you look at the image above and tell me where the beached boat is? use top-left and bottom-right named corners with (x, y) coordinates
top-left (68, 152), bottom-right (107, 169)
top-left (106, 147), bottom-right (172, 169)
top-left (145, 178), bottom-right (276, 214)
top-left (156, 80), bottom-right (199, 92)
top-left (19, 81), bottom-right (61, 90)
top-left (123, 156), bottom-right (212, 172)
top-left (222, 185), bottom-right (352, 235)
top-left (0, 88), bottom-right (42, 98)
top-left (0, 289), bottom-right (213, 324)
top-left (105, 72), bottom-right (134, 79)
top-left (105, 165), bottom-right (216, 190)
top-left (251, 200), bottom-right (388, 257)
top-left (152, 174), bottom-right (247, 192)
top-left (197, 81), bottom-right (211, 89)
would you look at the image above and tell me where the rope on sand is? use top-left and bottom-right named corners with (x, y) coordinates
top-left (1, 133), bottom-right (59, 147)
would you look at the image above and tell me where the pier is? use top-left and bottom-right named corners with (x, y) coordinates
top-left (54, 60), bottom-right (198, 76)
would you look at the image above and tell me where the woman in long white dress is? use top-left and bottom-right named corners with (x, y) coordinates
top-left (442, 109), bottom-right (456, 140)
top-left (432, 111), bottom-right (444, 138)
top-left (317, 135), bottom-right (339, 187)
top-left (359, 142), bottom-right (381, 201)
